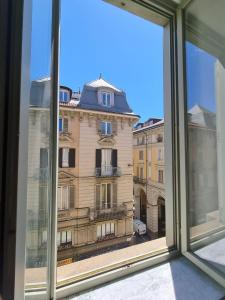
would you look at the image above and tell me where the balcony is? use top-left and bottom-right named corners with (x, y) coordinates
top-left (133, 176), bottom-right (147, 185)
top-left (90, 205), bottom-right (127, 221)
top-left (95, 166), bottom-right (121, 177)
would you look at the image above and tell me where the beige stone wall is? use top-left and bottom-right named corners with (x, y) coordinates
top-left (58, 108), bottom-right (138, 256)
top-left (133, 124), bottom-right (165, 236)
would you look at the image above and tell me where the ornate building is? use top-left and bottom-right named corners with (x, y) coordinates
top-left (57, 77), bottom-right (139, 263)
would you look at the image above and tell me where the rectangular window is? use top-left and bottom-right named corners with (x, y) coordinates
top-left (57, 230), bottom-right (72, 246)
top-left (102, 92), bottom-right (111, 106)
top-left (60, 90), bottom-right (69, 102)
top-left (158, 170), bottom-right (163, 183)
top-left (59, 148), bottom-right (76, 168)
top-left (139, 150), bottom-right (144, 160)
top-left (59, 117), bottom-right (68, 133)
top-left (97, 222), bottom-right (115, 239)
top-left (101, 183), bottom-right (112, 209)
top-left (100, 121), bottom-right (112, 135)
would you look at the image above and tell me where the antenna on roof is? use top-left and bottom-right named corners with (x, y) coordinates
top-left (99, 73), bottom-right (102, 79)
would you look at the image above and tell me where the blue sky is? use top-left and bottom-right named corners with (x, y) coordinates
top-left (30, 0), bottom-right (217, 120)
top-left (60, 0), bottom-right (164, 121)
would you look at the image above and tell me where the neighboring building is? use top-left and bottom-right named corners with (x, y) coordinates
top-left (133, 119), bottom-right (165, 239)
top-left (26, 78), bottom-right (51, 267)
top-left (188, 104), bottom-right (218, 227)
top-left (132, 105), bottom-right (218, 240)
top-left (57, 77), bottom-right (139, 263)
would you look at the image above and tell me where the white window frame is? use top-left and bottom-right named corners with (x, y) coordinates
top-left (100, 183), bottom-right (112, 209)
top-left (102, 91), bottom-right (111, 107)
top-left (60, 90), bottom-right (69, 102)
top-left (57, 186), bottom-right (69, 210)
top-left (59, 117), bottom-right (69, 133)
top-left (97, 222), bottom-right (115, 238)
top-left (57, 230), bottom-right (72, 246)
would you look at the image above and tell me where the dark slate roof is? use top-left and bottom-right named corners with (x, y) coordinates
top-left (78, 78), bottom-right (134, 115)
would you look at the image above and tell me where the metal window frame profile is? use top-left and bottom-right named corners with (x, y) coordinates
top-left (177, 0), bottom-right (225, 290)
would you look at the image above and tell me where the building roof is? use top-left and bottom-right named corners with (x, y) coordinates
top-left (86, 77), bottom-right (121, 92)
top-left (78, 77), bottom-right (136, 116)
top-left (133, 119), bottom-right (164, 133)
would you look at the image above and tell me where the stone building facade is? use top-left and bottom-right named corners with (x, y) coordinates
top-left (133, 119), bottom-right (165, 239)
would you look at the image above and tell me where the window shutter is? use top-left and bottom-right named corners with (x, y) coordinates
top-left (64, 118), bottom-right (68, 133)
top-left (112, 183), bottom-right (117, 208)
top-left (59, 148), bottom-right (62, 168)
top-left (40, 148), bottom-right (48, 168)
top-left (112, 120), bottom-right (117, 135)
top-left (69, 149), bottom-right (75, 167)
top-left (69, 186), bottom-right (75, 209)
top-left (112, 149), bottom-right (117, 168)
top-left (96, 185), bottom-right (101, 210)
top-left (96, 149), bottom-right (101, 167)
top-left (96, 119), bottom-right (102, 134)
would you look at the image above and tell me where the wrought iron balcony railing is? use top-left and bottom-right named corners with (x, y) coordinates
top-left (133, 176), bottom-right (147, 185)
top-left (95, 166), bottom-right (121, 177)
top-left (90, 205), bottom-right (127, 221)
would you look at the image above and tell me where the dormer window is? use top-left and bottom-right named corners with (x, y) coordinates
top-left (60, 90), bottom-right (69, 102)
top-left (102, 92), bottom-right (111, 107)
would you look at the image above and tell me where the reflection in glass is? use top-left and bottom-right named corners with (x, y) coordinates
top-left (24, 0), bottom-right (53, 295)
top-left (185, 0), bottom-right (225, 275)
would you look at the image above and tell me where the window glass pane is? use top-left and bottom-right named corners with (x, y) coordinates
top-left (185, 0), bottom-right (225, 274)
top-left (60, 91), bottom-right (64, 101)
top-left (57, 0), bottom-right (168, 286)
top-left (101, 122), bottom-right (106, 134)
top-left (24, 0), bottom-right (53, 294)
top-left (67, 231), bottom-right (72, 242)
top-left (107, 122), bottom-right (112, 135)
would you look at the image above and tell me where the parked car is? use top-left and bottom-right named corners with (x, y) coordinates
top-left (133, 219), bottom-right (146, 235)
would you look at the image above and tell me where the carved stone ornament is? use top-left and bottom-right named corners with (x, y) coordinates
top-left (58, 170), bottom-right (76, 182)
top-left (59, 132), bottom-right (74, 142)
top-left (98, 136), bottom-right (116, 146)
